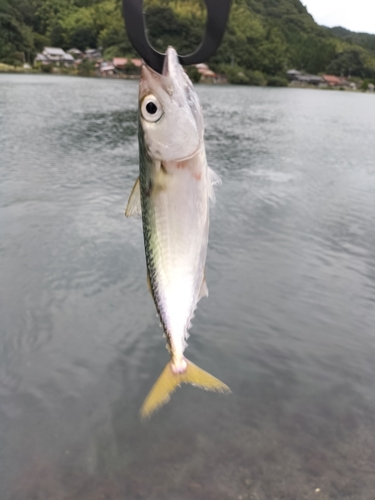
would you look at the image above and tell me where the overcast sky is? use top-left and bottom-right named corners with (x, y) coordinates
top-left (302, 0), bottom-right (375, 34)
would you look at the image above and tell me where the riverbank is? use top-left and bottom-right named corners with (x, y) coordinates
top-left (1, 64), bottom-right (374, 93)
top-left (0, 63), bottom-right (35, 73)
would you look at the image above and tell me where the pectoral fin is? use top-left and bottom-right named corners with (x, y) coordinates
top-left (125, 177), bottom-right (141, 217)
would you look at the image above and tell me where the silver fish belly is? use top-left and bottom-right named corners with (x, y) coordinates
top-left (126, 46), bottom-right (229, 417)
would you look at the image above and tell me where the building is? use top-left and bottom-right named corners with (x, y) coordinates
top-left (34, 53), bottom-right (49, 65)
top-left (99, 61), bottom-right (116, 76)
top-left (130, 59), bottom-right (142, 68)
top-left (194, 63), bottom-right (220, 83)
top-left (286, 69), bottom-right (326, 86)
top-left (289, 73), bottom-right (324, 86)
top-left (68, 48), bottom-right (84, 59)
top-left (113, 57), bottom-right (128, 70)
top-left (322, 75), bottom-right (341, 87)
top-left (112, 57), bottom-right (142, 76)
top-left (195, 63), bottom-right (209, 71)
top-left (34, 47), bottom-right (75, 66)
top-left (198, 68), bottom-right (217, 83)
top-left (85, 48), bottom-right (102, 60)
top-left (286, 69), bottom-right (302, 81)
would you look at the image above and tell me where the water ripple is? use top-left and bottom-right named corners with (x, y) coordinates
top-left (1, 75), bottom-right (375, 499)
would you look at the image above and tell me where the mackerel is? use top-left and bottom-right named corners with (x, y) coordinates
top-left (126, 47), bottom-right (229, 417)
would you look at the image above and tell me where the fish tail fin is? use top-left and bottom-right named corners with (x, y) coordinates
top-left (140, 359), bottom-right (230, 419)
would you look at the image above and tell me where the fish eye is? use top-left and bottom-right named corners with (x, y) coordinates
top-left (141, 95), bottom-right (163, 122)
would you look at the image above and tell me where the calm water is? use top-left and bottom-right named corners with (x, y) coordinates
top-left (1, 74), bottom-right (375, 500)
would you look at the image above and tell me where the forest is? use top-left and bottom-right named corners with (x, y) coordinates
top-left (1, 0), bottom-right (375, 83)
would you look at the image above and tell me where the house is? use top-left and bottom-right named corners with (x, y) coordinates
top-left (85, 48), bottom-right (102, 60)
top-left (198, 68), bottom-right (217, 83)
top-left (112, 57), bottom-right (142, 75)
top-left (99, 61), bottom-right (116, 76)
top-left (215, 73), bottom-right (228, 84)
top-left (43, 47), bottom-right (74, 64)
top-left (68, 48), bottom-right (84, 59)
top-left (34, 53), bottom-right (49, 65)
top-left (338, 77), bottom-right (351, 87)
top-left (113, 57), bottom-right (128, 70)
top-left (302, 75), bottom-right (324, 85)
top-left (34, 47), bottom-right (75, 66)
top-left (43, 47), bottom-right (67, 62)
top-left (289, 74), bottom-right (324, 86)
top-left (322, 75), bottom-right (341, 86)
top-left (131, 58), bottom-right (142, 68)
top-left (286, 69), bottom-right (301, 81)
top-left (195, 63), bottom-right (209, 70)
top-left (194, 63), bottom-right (218, 83)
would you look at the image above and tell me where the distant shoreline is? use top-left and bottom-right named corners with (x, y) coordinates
top-left (0, 68), bottom-right (374, 93)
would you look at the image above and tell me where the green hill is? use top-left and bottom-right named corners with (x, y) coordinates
top-left (1, 0), bottom-right (375, 82)
top-left (328, 26), bottom-right (375, 56)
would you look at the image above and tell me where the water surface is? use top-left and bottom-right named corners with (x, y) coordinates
top-left (1, 74), bottom-right (375, 500)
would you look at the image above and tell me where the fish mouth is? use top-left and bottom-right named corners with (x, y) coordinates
top-left (138, 49), bottom-right (175, 100)
top-left (162, 46), bottom-right (203, 160)
top-left (162, 46), bottom-right (179, 78)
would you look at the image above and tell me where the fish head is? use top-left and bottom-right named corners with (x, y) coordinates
top-left (139, 46), bottom-right (203, 162)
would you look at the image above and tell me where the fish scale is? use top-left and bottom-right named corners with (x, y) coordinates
top-left (126, 47), bottom-right (230, 418)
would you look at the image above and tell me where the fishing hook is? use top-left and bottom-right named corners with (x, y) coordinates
top-left (122, 0), bottom-right (232, 74)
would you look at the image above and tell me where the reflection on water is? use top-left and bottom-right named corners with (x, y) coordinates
top-left (1, 74), bottom-right (375, 500)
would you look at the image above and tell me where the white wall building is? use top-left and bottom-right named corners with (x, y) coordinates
top-left (34, 47), bottom-right (75, 66)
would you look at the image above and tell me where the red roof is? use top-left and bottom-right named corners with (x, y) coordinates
top-left (322, 75), bottom-right (341, 86)
top-left (198, 68), bottom-right (216, 77)
top-left (111, 57), bottom-right (142, 68)
top-left (131, 58), bottom-right (142, 67)
top-left (113, 57), bottom-right (128, 68)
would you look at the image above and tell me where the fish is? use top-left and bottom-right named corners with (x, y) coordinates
top-left (126, 46), bottom-right (230, 418)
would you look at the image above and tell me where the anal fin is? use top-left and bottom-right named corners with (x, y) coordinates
top-left (198, 275), bottom-right (208, 301)
top-left (208, 166), bottom-right (222, 202)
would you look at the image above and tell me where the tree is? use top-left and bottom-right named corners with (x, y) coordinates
top-left (326, 49), bottom-right (372, 77)
top-left (0, 0), bottom-right (34, 64)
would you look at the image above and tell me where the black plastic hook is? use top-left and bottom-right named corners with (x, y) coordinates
top-left (122, 0), bottom-right (231, 74)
